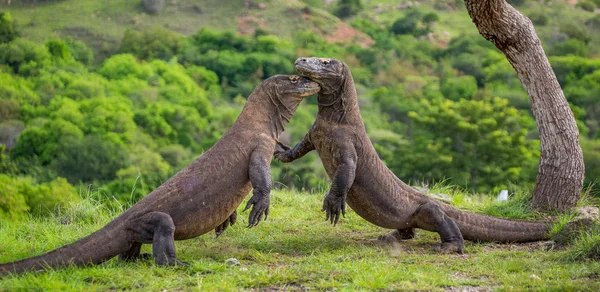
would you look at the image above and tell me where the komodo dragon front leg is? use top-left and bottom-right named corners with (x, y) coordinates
top-left (244, 138), bottom-right (275, 227)
top-left (275, 131), bottom-right (357, 226)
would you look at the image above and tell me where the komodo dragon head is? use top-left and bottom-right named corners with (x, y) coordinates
top-left (247, 74), bottom-right (320, 135)
top-left (294, 57), bottom-right (356, 123)
top-left (294, 57), bottom-right (347, 95)
top-left (252, 74), bottom-right (320, 112)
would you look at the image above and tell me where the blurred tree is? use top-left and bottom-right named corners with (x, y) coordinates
top-left (120, 27), bottom-right (182, 61)
top-left (51, 135), bottom-right (129, 183)
top-left (336, 0), bottom-right (363, 18)
top-left (0, 12), bottom-right (18, 44)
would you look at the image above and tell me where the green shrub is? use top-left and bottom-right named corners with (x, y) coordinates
top-left (440, 75), bottom-right (478, 101)
top-left (576, 1), bottom-right (597, 12)
top-left (528, 11), bottom-right (548, 26)
top-left (549, 39), bottom-right (589, 57)
top-left (120, 27), bottom-right (183, 61)
top-left (336, 0), bottom-right (363, 18)
top-left (0, 12), bottom-right (18, 44)
top-left (0, 174), bottom-right (79, 219)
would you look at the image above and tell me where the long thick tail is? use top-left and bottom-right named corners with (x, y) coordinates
top-left (0, 219), bottom-right (131, 276)
top-left (441, 204), bottom-right (553, 242)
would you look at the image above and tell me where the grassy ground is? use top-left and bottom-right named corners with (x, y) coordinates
top-left (1, 189), bottom-right (599, 291)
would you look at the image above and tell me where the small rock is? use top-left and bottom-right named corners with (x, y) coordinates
top-left (574, 206), bottom-right (600, 221)
top-left (497, 190), bottom-right (508, 202)
top-left (225, 258), bottom-right (240, 265)
top-left (530, 274), bottom-right (541, 280)
top-left (542, 240), bottom-right (556, 251)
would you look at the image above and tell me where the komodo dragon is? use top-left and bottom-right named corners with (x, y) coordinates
top-left (275, 57), bottom-right (552, 253)
top-left (0, 75), bottom-right (320, 275)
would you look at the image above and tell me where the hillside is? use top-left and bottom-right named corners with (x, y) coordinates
top-left (1, 0), bottom-right (374, 61)
top-left (2, 1), bottom-right (598, 61)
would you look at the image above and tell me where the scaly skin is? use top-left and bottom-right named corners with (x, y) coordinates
top-left (0, 75), bottom-right (320, 275)
top-left (275, 57), bottom-right (551, 253)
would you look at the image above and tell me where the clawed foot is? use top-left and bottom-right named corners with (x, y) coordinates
top-left (274, 142), bottom-right (293, 162)
top-left (215, 210), bottom-right (237, 238)
top-left (243, 193), bottom-right (270, 227)
top-left (434, 241), bottom-right (464, 254)
top-left (322, 192), bottom-right (346, 226)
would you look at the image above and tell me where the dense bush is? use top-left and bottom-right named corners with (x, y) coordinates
top-left (336, 0), bottom-right (363, 18)
top-left (0, 174), bottom-right (79, 219)
top-left (0, 12), bottom-right (18, 44)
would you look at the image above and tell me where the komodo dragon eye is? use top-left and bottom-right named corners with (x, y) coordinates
top-left (320, 58), bottom-right (331, 65)
top-left (289, 75), bottom-right (300, 83)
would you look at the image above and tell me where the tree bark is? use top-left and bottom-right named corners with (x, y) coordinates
top-left (463, 0), bottom-right (584, 212)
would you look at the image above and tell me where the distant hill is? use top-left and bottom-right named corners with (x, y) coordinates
top-left (1, 0), bottom-right (598, 61)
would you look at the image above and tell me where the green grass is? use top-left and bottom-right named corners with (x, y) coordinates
top-left (1, 189), bottom-right (600, 291)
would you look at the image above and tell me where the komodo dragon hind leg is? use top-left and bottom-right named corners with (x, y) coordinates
top-left (413, 202), bottom-right (464, 254)
top-left (130, 211), bottom-right (183, 266)
top-left (377, 228), bottom-right (415, 243)
top-left (215, 210), bottom-right (237, 238)
top-left (118, 242), bottom-right (152, 262)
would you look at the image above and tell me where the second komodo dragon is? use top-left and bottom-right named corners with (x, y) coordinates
top-left (275, 57), bottom-right (552, 253)
top-left (0, 75), bottom-right (320, 275)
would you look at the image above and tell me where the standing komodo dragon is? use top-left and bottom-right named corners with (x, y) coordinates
top-left (275, 57), bottom-right (552, 253)
top-left (0, 75), bottom-right (320, 275)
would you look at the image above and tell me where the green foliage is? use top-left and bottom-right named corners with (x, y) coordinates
top-left (528, 11), bottom-right (548, 26)
top-left (335, 0), bottom-right (363, 19)
top-left (64, 38), bottom-right (94, 65)
top-left (51, 135), bottom-right (130, 184)
top-left (440, 75), bottom-right (478, 101)
top-left (45, 39), bottom-right (72, 62)
top-left (549, 39), bottom-right (589, 57)
top-left (580, 138), bottom-right (600, 188)
top-left (0, 12), bottom-right (18, 44)
top-left (559, 23), bottom-right (591, 44)
top-left (383, 97), bottom-right (539, 190)
top-left (0, 145), bottom-right (18, 175)
top-left (0, 174), bottom-right (79, 219)
top-left (390, 8), bottom-right (439, 37)
top-left (120, 27), bottom-right (183, 61)
top-left (586, 14), bottom-right (600, 29)
top-left (0, 38), bottom-right (51, 75)
top-left (576, 1), bottom-right (597, 12)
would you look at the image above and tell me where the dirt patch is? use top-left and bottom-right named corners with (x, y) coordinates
top-left (325, 22), bottom-right (374, 48)
top-left (238, 15), bottom-right (265, 36)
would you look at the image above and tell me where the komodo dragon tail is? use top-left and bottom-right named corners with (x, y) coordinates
top-left (0, 220), bottom-right (130, 276)
top-left (441, 204), bottom-right (552, 242)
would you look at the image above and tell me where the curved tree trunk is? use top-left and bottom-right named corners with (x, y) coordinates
top-left (463, 0), bottom-right (584, 212)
